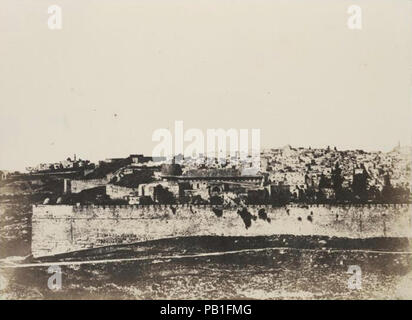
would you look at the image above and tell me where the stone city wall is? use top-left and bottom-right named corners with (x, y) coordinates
top-left (32, 203), bottom-right (412, 257)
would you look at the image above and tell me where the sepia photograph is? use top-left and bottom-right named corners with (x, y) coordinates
top-left (0, 0), bottom-right (411, 305)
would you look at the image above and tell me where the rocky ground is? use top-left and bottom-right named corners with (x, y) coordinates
top-left (1, 243), bottom-right (412, 299)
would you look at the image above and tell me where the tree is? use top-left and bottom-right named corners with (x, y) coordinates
top-left (316, 189), bottom-right (326, 202)
top-left (332, 162), bottom-right (344, 201)
top-left (381, 173), bottom-right (393, 202)
top-left (352, 166), bottom-right (368, 201)
top-left (154, 185), bottom-right (176, 204)
top-left (319, 174), bottom-right (331, 188)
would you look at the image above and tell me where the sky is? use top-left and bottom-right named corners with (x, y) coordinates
top-left (1, 0), bottom-right (412, 171)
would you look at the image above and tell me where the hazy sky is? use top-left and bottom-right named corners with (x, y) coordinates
top-left (1, 0), bottom-right (412, 170)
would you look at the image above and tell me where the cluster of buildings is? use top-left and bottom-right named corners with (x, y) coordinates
top-left (260, 144), bottom-right (411, 202)
top-left (25, 155), bottom-right (93, 174)
top-left (20, 144), bottom-right (411, 205)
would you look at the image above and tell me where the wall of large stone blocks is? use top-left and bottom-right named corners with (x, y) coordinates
top-left (32, 204), bottom-right (412, 258)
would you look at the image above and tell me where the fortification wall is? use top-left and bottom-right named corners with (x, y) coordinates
top-left (32, 204), bottom-right (412, 258)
